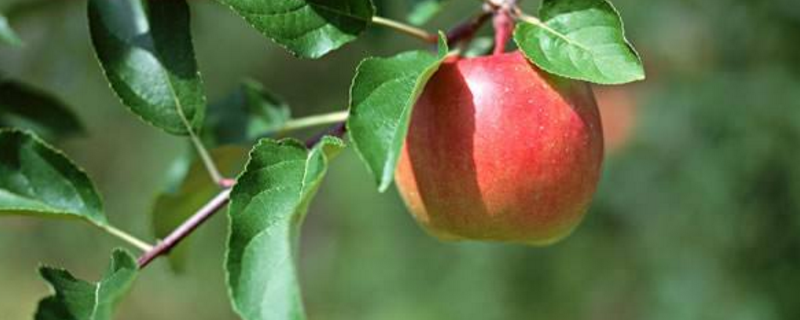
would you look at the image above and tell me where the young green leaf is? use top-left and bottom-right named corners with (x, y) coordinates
top-left (152, 146), bottom-right (248, 272)
top-left (216, 0), bottom-right (375, 59)
top-left (0, 79), bottom-right (85, 139)
top-left (0, 129), bottom-right (106, 226)
top-left (205, 80), bottom-right (291, 146)
top-left (88, 0), bottom-right (206, 135)
top-left (347, 33), bottom-right (448, 192)
top-left (513, 0), bottom-right (644, 85)
top-left (226, 136), bottom-right (344, 320)
top-left (0, 14), bottom-right (22, 46)
top-left (407, 0), bottom-right (448, 26)
top-left (34, 249), bottom-right (138, 320)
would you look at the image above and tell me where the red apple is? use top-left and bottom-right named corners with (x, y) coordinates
top-left (395, 51), bottom-right (603, 245)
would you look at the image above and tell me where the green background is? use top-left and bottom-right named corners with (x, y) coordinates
top-left (2, 0), bottom-right (799, 319)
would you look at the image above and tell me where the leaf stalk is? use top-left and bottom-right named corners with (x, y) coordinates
top-left (372, 16), bottom-right (437, 43)
top-left (97, 224), bottom-right (154, 252)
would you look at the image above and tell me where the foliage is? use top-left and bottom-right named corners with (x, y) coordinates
top-left (0, 0), bottom-right (660, 319)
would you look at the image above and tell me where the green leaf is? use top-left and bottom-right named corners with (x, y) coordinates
top-left (407, 0), bottom-right (448, 26)
top-left (0, 129), bottom-right (106, 226)
top-left (226, 136), bottom-right (344, 320)
top-left (513, 0), bottom-right (645, 85)
top-left (0, 79), bottom-right (85, 139)
top-left (205, 80), bottom-right (291, 146)
top-left (88, 0), bottom-right (206, 135)
top-left (34, 249), bottom-right (138, 320)
top-left (0, 14), bottom-right (22, 46)
top-left (347, 33), bottom-right (448, 192)
top-left (152, 146), bottom-right (249, 272)
top-left (216, 0), bottom-right (375, 59)
top-left (462, 36), bottom-right (494, 58)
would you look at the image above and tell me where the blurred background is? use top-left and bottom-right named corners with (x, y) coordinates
top-left (2, 0), bottom-right (800, 319)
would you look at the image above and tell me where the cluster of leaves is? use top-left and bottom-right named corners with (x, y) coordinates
top-left (0, 0), bottom-right (643, 319)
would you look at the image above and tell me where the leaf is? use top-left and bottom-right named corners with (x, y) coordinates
top-left (88, 0), bottom-right (206, 135)
top-left (216, 0), bottom-right (375, 59)
top-left (462, 36), bottom-right (494, 58)
top-left (513, 0), bottom-right (645, 85)
top-left (226, 136), bottom-right (344, 320)
top-left (347, 33), bottom-right (448, 192)
top-left (151, 146), bottom-right (249, 272)
top-left (0, 129), bottom-right (106, 226)
top-left (205, 80), bottom-right (291, 146)
top-left (407, 0), bottom-right (448, 26)
top-left (34, 249), bottom-right (138, 320)
top-left (0, 14), bottom-right (22, 46)
top-left (0, 79), bottom-right (85, 139)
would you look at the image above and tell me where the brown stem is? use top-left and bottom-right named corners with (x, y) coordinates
top-left (446, 10), bottom-right (492, 47)
top-left (137, 189), bottom-right (231, 268)
top-left (492, 7), bottom-right (515, 55)
top-left (136, 123), bottom-right (348, 269)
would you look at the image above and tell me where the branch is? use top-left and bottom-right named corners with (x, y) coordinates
top-left (137, 189), bottom-right (231, 268)
top-left (136, 122), bottom-right (349, 269)
top-left (446, 10), bottom-right (492, 47)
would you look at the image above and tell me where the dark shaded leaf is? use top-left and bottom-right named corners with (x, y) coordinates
top-left (205, 80), bottom-right (291, 146)
top-left (0, 79), bottom-right (84, 139)
top-left (88, 0), bottom-right (206, 135)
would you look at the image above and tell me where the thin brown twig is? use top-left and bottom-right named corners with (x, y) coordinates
top-left (446, 10), bottom-right (492, 47)
top-left (136, 123), bottom-right (348, 269)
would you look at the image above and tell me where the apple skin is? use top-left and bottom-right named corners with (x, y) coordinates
top-left (395, 51), bottom-right (603, 245)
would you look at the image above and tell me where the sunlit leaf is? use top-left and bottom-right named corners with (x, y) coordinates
top-left (216, 0), bottom-right (375, 59)
top-left (226, 136), bottom-right (344, 320)
top-left (347, 33), bottom-right (448, 192)
top-left (34, 249), bottom-right (138, 320)
top-left (0, 14), bottom-right (22, 46)
top-left (513, 0), bottom-right (644, 84)
top-left (0, 129), bottom-right (106, 226)
top-left (88, 0), bottom-right (206, 135)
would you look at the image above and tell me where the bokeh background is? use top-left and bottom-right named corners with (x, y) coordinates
top-left (2, 0), bottom-right (800, 319)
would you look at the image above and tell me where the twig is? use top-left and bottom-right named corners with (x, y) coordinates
top-left (273, 110), bottom-right (348, 136)
top-left (136, 122), bottom-right (348, 269)
top-left (446, 10), bottom-right (492, 46)
top-left (97, 224), bottom-right (154, 252)
top-left (372, 16), bottom-right (437, 43)
top-left (188, 133), bottom-right (226, 186)
top-left (305, 122), bottom-right (347, 148)
top-left (137, 189), bottom-right (231, 268)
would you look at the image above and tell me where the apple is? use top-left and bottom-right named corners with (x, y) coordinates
top-left (395, 51), bottom-right (604, 245)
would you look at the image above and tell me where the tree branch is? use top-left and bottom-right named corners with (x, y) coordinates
top-left (137, 188), bottom-right (231, 268)
top-left (446, 10), bottom-right (492, 47)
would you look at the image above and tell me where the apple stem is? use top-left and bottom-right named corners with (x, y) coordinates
top-left (492, 3), bottom-right (515, 55)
